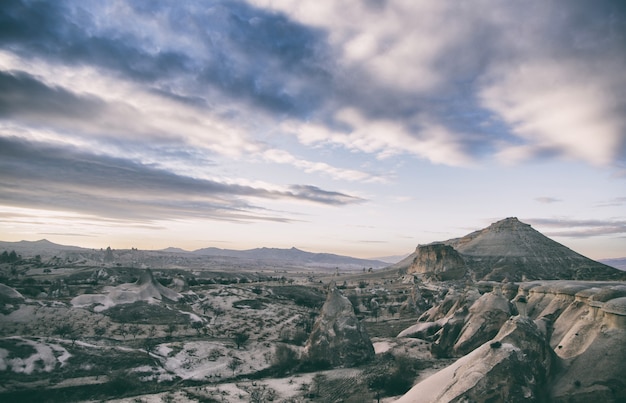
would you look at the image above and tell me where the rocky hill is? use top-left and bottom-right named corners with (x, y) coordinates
top-left (398, 217), bottom-right (625, 281)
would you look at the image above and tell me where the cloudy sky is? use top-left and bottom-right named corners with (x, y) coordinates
top-left (1, 0), bottom-right (625, 259)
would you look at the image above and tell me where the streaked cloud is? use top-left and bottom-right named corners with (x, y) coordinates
top-left (535, 197), bottom-right (562, 204)
top-left (527, 217), bottom-right (626, 238)
top-left (0, 137), bottom-right (363, 223)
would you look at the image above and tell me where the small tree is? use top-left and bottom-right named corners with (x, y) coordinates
top-left (272, 344), bottom-right (299, 374)
top-left (128, 324), bottom-right (144, 340)
top-left (116, 324), bottom-right (129, 340)
top-left (166, 323), bottom-right (177, 339)
top-left (54, 323), bottom-right (75, 339)
top-left (228, 357), bottom-right (242, 375)
top-left (94, 326), bottom-right (107, 339)
top-left (191, 321), bottom-right (204, 335)
top-left (143, 338), bottom-right (158, 355)
top-left (233, 331), bottom-right (249, 349)
top-left (248, 384), bottom-right (277, 403)
top-left (8, 250), bottom-right (19, 263)
top-left (213, 307), bottom-right (225, 323)
top-left (200, 301), bottom-right (213, 314)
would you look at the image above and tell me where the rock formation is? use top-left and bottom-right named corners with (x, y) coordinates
top-left (304, 284), bottom-right (374, 367)
top-left (408, 243), bottom-right (466, 280)
top-left (396, 281), bottom-right (626, 402)
top-left (401, 217), bottom-right (625, 281)
top-left (451, 287), bottom-right (514, 355)
top-left (397, 316), bottom-right (554, 403)
top-left (0, 284), bottom-right (25, 314)
top-left (71, 268), bottom-right (181, 311)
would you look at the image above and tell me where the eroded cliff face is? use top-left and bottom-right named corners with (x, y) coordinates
top-left (304, 285), bottom-right (374, 367)
top-left (408, 244), bottom-right (466, 281)
top-left (397, 316), bottom-right (554, 403)
top-left (522, 282), bottom-right (626, 402)
top-left (396, 281), bottom-right (626, 402)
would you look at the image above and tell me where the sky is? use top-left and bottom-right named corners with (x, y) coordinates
top-left (0, 0), bottom-right (625, 260)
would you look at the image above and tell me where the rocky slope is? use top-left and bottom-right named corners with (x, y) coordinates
top-left (400, 217), bottom-right (625, 281)
top-left (396, 280), bottom-right (626, 402)
top-left (71, 269), bottom-right (181, 312)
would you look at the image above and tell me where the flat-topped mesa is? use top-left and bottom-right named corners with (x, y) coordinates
top-left (304, 284), bottom-right (374, 367)
top-left (408, 243), bottom-right (466, 280)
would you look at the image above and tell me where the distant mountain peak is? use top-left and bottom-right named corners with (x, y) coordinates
top-left (487, 217), bottom-right (528, 230)
top-left (401, 217), bottom-right (626, 281)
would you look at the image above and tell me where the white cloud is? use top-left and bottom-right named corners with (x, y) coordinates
top-left (251, 1), bottom-right (626, 168)
top-left (248, 0), bottom-right (463, 93)
top-left (0, 50), bottom-right (260, 159)
top-left (284, 108), bottom-right (474, 166)
top-left (481, 61), bottom-right (625, 166)
top-left (262, 149), bottom-right (383, 183)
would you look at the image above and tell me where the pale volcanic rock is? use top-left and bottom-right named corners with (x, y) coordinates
top-left (408, 243), bottom-right (466, 280)
top-left (452, 288), bottom-right (513, 356)
top-left (396, 281), bottom-right (626, 402)
top-left (396, 316), bottom-right (554, 403)
top-left (304, 285), bottom-right (374, 367)
top-left (71, 269), bottom-right (181, 311)
top-left (0, 284), bottom-right (24, 302)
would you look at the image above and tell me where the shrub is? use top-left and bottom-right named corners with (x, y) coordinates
top-left (272, 344), bottom-right (299, 374)
top-left (270, 286), bottom-right (325, 308)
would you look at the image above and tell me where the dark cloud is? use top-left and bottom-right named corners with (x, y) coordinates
top-left (286, 185), bottom-right (364, 206)
top-left (2, 0), bottom-right (625, 169)
top-left (0, 0), bottom-right (331, 118)
top-left (527, 218), bottom-right (626, 238)
top-left (0, 70), bottom-right (105, 121)
top-left (0, 137), bottom-right (363, 221)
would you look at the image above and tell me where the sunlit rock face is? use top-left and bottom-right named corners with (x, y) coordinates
top-left (530, 284), bottom-right (626, 402)
top-left (452, 287), bottom-right (514, 356)
top-left (408, 243), bottom-right (466, 280)
top-left (304, 285), bottom-right (374, 367)
top-left (396, 316), bottom-right (554, 403)
top-left (396, 281), bottom-right (626, 402)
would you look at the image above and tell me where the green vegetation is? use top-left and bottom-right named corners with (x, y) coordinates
top-left (105, 301), bottom-right (190, 325)
top-left (269, 285), bottom-right (325, 308)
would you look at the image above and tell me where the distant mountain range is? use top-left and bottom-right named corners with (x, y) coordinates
top-left (0, 239), bottom-right (387, 270)
top-left (1, 233), bottom-right (623, 274)
top-left (189, 246), bottom-right (386, 268)
top-left (0, 239), bottom-right (86, 254)
top-left (599, 258), bottom-right (626, 271)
